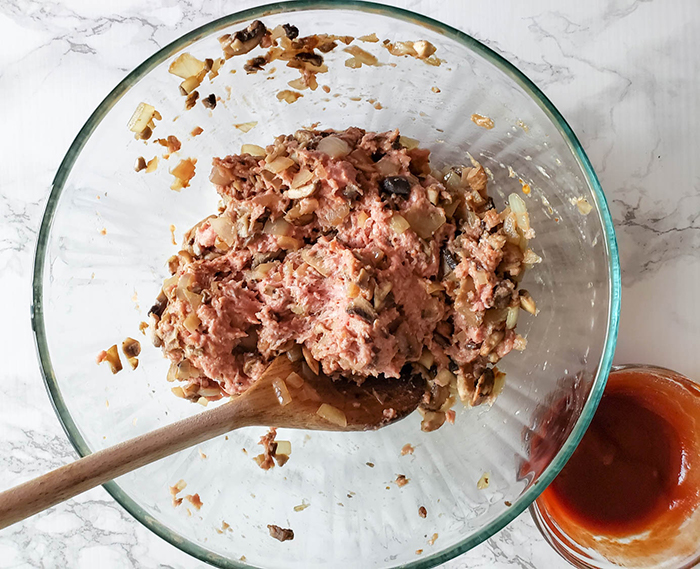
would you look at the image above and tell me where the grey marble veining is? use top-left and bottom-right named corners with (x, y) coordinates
top-left (1, 0), bottom-right (698, 567)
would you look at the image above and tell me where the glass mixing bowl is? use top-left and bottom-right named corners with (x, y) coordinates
top-left (31, 2), bottom-right (620, 568)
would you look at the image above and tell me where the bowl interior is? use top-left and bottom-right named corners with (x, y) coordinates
top-left (33, 3), bottom-right (619, 568)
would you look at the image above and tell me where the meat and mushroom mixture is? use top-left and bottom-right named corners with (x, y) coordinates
top-left (149, 127), bottom-right (537, 426)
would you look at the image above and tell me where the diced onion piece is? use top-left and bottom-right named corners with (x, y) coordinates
top-left (386, 41), bottom-right (417, 57)
top-left (170, 158), bottom-right (197, 191)
top-left (519, 290), bottom-right (538, 315)
top-left (508, 193), bottom-right (531, 232)
top-left (413, 40), bottom-right (437, 59)
top-left (183, 312), bottom-right (201, 333)
top-left (399, 136), bottom-right (419, 149)
top-left (523, 249), bottom-right (542, 265)
top-left (301, 249), bottom-right (329, 276)
top-left (302, 346), bottom-right (320, 375)
top-left (317, 136), bottom-right (351, 159)
top-left (316, 403), bottom-right (347, 427)
top-left (275, 440), bottom-right (292, 455)
top-left (171, 386), bottom-right (186, 398)
top-left (389, 214), bottom-right (410, 234)
top-left (444, 170), bottom-right (464, 191)
top-left (323, 202), bottom-right (350, 226)
top-left (272, 377), bottom-right (292, 407)
top-left (473, 269), bottom-right (489, 287)
top-left (209, 164), bottom-right (235, 185)
top-left (234, 121), bottom-right (258, 133)
top-left (277, 236), bottom-right (301, 250)
top-left (346, 281), bottom-right (360, 298)
top-left (291, 168), bottom-right (314, 188)
top-left (434, 369), bottom-right (456, 388)
top-left (343, 45), bottom-right (379, 66)
top-left (505, 306), bottom-right (519, 329)
top-left (286, 345), bottom-right (303, 363)
top-left (359, 32), bottom-right (379, 43)
top-left (250, 261), bottom-right (276, 280)
top-left (198, 386), bottom-right (221, 397)
top-left (241, 144), bottom-right (266, 157)
top-left (492, 368), bottom-right (506, 399)
top-left (145, 157), bottom-right (158, 173)
top-left (276, 90), bottom-right (303, 104)
top-left (404, 207), bottom-right (445, 239)
top-left (179, 74), bottom-right (202, 95)
top-left (357, 211), bottom-right (369, 228)
top-left (477, 472), bottom-right (490, 490)
top-left (285, 371), bottom-right (305, 389)
top-left (373, 280), bottom-right (393, 310)
top-left (265, 156), bottom-right (295, 174)
top-left (210, 216), bottom-right (236, 246)
top-left (169, 53), bottom-right (206, 79)
top-left (288, 77), bottom-right (308, 91)
top-left (513, 334), bottom-right (528, 351)
top-left (263, 217), bottom-right (293, 236)
top-left (376, 157), bottom-right (400, 177)
top-left (128, 102), bottom-right (157, 134)
top-left (425, 281), bottom-right (444, 295)
top-left (286, 182), bottom-right (316, 199)
top-left (418, 348), bottom-right (434, 370)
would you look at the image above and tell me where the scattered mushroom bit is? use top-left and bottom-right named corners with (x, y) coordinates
top-left (121, 337), bottom-right (141, 370)
top-left (268, 524), bottom-right (294, 542)
top-left (396, 474), bottom-right (409, 487)
top-left (428, 533), bottom-right (438, 546)
top-left (418, 506), bottom-right (427, 518)
top-left (401, 443), bottom-right (415, 456)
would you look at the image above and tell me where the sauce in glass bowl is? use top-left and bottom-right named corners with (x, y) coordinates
top-left (531, 365), bottom-right (700, 568)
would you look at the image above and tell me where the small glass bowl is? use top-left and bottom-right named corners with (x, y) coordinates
top-left (530, 364), bottom-right (700, 569)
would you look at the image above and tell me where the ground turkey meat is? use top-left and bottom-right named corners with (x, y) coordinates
top-left (149, 127), bottom-right (535, 412)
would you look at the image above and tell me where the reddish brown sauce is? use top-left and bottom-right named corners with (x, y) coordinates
top-left (538, 367), bottom-right (700, 558)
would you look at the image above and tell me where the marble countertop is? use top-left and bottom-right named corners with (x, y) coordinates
top-left (1, 0), bottom-right (698, 567)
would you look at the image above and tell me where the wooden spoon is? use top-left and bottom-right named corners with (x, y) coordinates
top-left (0, 356), bottom-right (424, 529)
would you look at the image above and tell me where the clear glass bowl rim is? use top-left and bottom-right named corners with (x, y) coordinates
top-left (30, 2), bottom-right (621, 568)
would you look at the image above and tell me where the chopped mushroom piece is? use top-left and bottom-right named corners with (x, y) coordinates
top-left (122, 337), bottom-right (141, 370)
top-left (267, 524), bottom-right (294, 542)
top-left (396, 474), bottom-right (409, 487)
top-left (219, 20), bottom-right (266, 58)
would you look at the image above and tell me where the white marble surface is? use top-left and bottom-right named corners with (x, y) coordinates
top-left (1, 0), bottom-right (698, 567)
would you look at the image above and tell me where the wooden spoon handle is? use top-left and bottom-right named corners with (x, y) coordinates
top-left (0, 398), bottom-right (252, 530)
